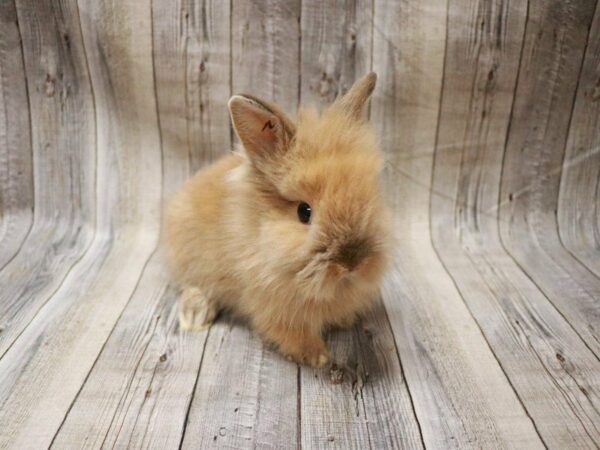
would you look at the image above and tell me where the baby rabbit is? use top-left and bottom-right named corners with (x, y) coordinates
top-left (165, 73), bottom-right (391, 367)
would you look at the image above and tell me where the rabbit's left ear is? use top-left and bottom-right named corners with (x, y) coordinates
top-left (335, 72), bottom-right (377, 120)
top-left (228, 95), bottom-right (295, 163)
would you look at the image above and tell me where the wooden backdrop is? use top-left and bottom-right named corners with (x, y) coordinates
top-left (0, 0), bottom-right (599, 448)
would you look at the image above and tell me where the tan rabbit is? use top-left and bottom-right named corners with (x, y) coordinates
top-left (165, 73), bottom-right (391, 367)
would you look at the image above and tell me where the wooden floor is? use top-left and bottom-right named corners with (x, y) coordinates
top-left (1, 0), bottom-right (600, 448)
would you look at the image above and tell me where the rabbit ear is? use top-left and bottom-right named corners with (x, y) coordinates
top-left (335, 72), bottom-right (377, 120)
top-left (228, 95), bottom-right (295, 162)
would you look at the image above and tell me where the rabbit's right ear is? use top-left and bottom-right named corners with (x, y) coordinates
top-left (334, 72), bottom-right (377, 120)
top-left (228, 95), bottom-right (295, 163)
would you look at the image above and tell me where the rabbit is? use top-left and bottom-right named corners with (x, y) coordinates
top-left (164, 72), bottom-right (392, 367)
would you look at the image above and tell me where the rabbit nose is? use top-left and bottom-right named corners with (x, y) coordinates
top-left (335, 239), bottom-right (369, 271)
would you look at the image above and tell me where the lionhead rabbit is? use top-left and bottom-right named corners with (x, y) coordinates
top-left (165, 73), bottom-right (392, 367)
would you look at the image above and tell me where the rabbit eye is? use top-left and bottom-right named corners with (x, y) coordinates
top-left (297, 202), bottom-right (312, 224)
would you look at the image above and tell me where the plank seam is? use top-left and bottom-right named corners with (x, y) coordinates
top-left (228, 0), bottom-right (234, 150)
top-left (352, 326), bottom-right (374, 450)
top-left (111, 288), bottom-right (164, 448)
top-left (479, 0), bottom-right (555, 446)
top-left (380, 298), bottom-right (426, 449)
top-left (150, 0), bottom-right (166, 224)
top-left (296, 365), bottom-right (301, 450)
top-left (361, 7), bottom-right (376, 448)
top-left (177, 325), bottom-right (213, 449)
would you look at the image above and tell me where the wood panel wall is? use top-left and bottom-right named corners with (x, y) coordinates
top-left (0, 0), bottom-right (599, 448)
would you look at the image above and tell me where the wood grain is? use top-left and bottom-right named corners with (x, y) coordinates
top-left (300, 302), bottom-right (423, 449)
top-left (300, 0), bottom-right (372, 108)
top-left (0, 0), bottom-right (33, 271)
top-left (373, 0), bottom-right (543, 447)
top-left (499, 0), bottom-right (600, 359)
top-left (431, 0), bottom-right (600, 447)
top-left (558, 1), bottom-right (600, 278)
top-left (181, 321), bottom-right (298, 449)
top-left (0, 0), bottom-right (96, 360)
top-left (152, 0), bottom-right (232, 186)
top-left (231, 0), bottom-right (301, 110)
top-left (0, 0), bottom-right (162, 447)
top-left (52, 256), bottom-right (207, 449)
top-left (1, 0), bottom-right (599, 448)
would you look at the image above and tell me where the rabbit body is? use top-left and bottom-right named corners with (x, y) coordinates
top-left (165, 73), bottom-right (391, 367)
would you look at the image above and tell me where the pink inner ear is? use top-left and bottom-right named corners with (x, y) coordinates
top-left (252, 117), bottom-right (278, 145)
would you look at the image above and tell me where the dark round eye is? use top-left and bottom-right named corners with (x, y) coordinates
top-left (297, 202), bottom-right (312, 224)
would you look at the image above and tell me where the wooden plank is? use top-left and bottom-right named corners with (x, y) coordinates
top-left (499, 0), bottom-right (600, 359)
top-left (0, 0), bottom-right (163, 446)
top-left (231, 0), bottom-right (300, 110)
top-left (558, 3), bottom-right (600, 276)
top-left (181, 322), bottom-right (298, 449)
top-left (181, 1), bottom-right (301, 448)
top-left (152, 0), bottom-right (232, 187)
top-left (11, 0), bottom-right (95, 223)
top-left (372, 0), bottom-right (544, 447)
top-left (430, 0), bottom-right (600, 447)
top-left (0, 0), bottom-right (33, 270)
top-left (52, 255), bottom-right (206, 449)
top-left (0, 0), bottom-right (96, 358)
top-left (298, 2), bottom-right (422, 449)
top-left (300, 0), bottom-right (372, 108)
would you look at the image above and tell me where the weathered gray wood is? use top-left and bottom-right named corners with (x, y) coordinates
top-left (499, 0), bottom-right (600, 360)
top-left (152, 0), bottom-right (232, 184)
top-left (0, 0), bottom-right (162, 447)
top-left (300, 0), bottom-right (372, 108)
top-left (1, 0), bottom-right (600, 448)
top-left (373, 0), bottom-right (544, 448)
top-left (558, 3), bottom-right (600, 277)
top-left (181, 321), bottom-right (298, 449)
top-left (431, 0), bottom-right (600, 447)
top-left (0, 0), bottom-right (33, 271)
top-left (0, 0), bottom-right (96, 359)
top-left (52, 256), bottom-right (206, 449)
top-left (231, 0), bottom-right (301, 110)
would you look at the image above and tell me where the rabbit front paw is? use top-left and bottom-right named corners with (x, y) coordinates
top-left (260, 324), bottom-right (330, 367)
top-left (178, 287), bottom-right (218, 331)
